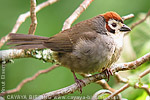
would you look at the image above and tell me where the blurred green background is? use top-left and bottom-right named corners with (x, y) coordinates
top-left (0, 0), bottom-right (150, 100)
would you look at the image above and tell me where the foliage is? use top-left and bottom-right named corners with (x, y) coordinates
top-left (127, 13), bottom-right (150, 100)
top-left (0, 0), bottom-right (150, 100)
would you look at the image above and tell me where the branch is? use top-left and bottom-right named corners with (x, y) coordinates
top-left (0, 50), bottom-right (150, 98)
top-left (105, 84), bottom-right (130, 100)
top-left (114, 72), bottom-right (128, 83)
top-left (111, 52), bottom-right (150, 72)
top-left (0, 49), bottom-right (56, 63)
top-left (131, 10), bottom-right (150, 29)
top-left (62, 0), bottom-right (94, 30)
top-left (122, 14), bottom-right (134, 21)
top-left (94, 68), bottom-right (150, 99)
top-left (0, 6), bottom-right (149, 99)
top-left (0, 12), bottom-right (135, 62)
top-left (33, 52), bottom-right (150, 100)
top-left (0, 49), bottom-right (28, 63)
top-left (135, 83), bottom-right (150, 95)
top-left (34, 71), bottom-right (108, 100)
top-left (0, 35), bottom-right (10, 48)
top-left (0, 0), bottom-right (58, 48)
top-left (0, 45), bottom-right (150, 99)
top-left (96, 80), bottom-right (115, 92)
top-left (105, 68), bottom-right (150, 100)
top-left (28, 0), bottom-right (37, 35)
top-left (139, 67), bottom-right (150, 78)
top-left (0, 64), bottom-right (60, 96)
top-left (123, 10), bottom-right (150, 36)
top-left (0, 49), bottom-right (58, 63)
top-left (11, 0), bottom-right (58, 33)
top-left (80, 74), bottom-right (116, 92)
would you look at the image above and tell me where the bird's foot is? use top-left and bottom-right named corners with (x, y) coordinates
top-left (104, 68), bottom-right (113, 82)
top-left (72, 71), bottom-right (86, 93)
top-left (74, 78), bottom-right (85, 93)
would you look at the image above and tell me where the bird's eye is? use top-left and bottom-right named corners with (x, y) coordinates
top-left (112, 23), bottom-right (117, 27)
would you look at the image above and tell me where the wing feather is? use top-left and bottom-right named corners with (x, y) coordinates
top-left (43, 30), bottom-right (97, 53)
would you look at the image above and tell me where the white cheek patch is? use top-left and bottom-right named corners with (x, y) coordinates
top-left (108, 19), bottom-right (116, 30)
top-left (108, 19), bottom-right (122, 33)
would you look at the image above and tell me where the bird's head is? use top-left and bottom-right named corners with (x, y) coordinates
top-left (102, 12), bottom-right (131, 34)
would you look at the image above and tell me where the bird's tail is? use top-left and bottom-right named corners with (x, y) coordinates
top-left (7, 33), bottom-right (49, 49)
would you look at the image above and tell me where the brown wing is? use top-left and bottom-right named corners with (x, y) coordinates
top-left (43, 32), bottom-right (73, 53)
top-left (43, 16), bottom-right (106, 53)
top-left (43, 30), bottom-right (97, 53)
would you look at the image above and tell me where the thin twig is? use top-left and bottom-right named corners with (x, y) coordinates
top-left (105, 68), bottom-right (150, 100)
top-left (28, 0), bottom-right (37, 35)
top-left (114, 72), bottom-right (128, 83)
top-left (124, 10), bottom-right (150, 35)
top-left (138, 68), bottom-right (150, 95)
top-left (0, 50), bottom-right (150, 97)
top-left (96, 80), bottom-right (116, 92)
top-left (62, 0), bottom-right (94, 30)
top-left (0, 5), bottom-right (149, 99)
top-left (131, 10), bottom-right (150, 29)
top-left (80, 74), bottom-right (116, 92)
top-left (122, 14), bottom-right (134, 21)
top-left (34, 52), bottom-right (150, 100)
top-left (135, 83), bottom-right (150, 95)
top-left (34, 72), bottom-right (108, 100)
top-left (104, 84), bottom-right (130, 100)
top-left (0, 0), bottom-right (58, 48)
top-left (0, 35), bottom-right (10, 48)
top-left (139, 68), bottom-right (150, 78)
top-left (12, 0), bottom-right (58, 33)
top-left (0, 64), bottom-right (60, 96)
top-left (111, 52), bottom-right (150, 72)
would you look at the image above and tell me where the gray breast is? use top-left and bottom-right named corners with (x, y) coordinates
top-left (69, 34), bottom-right (116, 74)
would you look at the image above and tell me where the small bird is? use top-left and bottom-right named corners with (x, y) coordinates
top-left (7, 11), bottom-right (131, 92)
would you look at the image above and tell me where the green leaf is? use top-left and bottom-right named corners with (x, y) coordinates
top-left (137, 81), bottom-right (143, 88)
top-left (136, 91), bottom-right (149, 100)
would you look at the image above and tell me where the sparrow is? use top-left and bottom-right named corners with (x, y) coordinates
top-left (7, 11), bottom-right (131, 92)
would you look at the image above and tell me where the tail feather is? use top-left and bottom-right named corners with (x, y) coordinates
top-left (7, 33), bottom-right (49, 49)
top-left (9, 33), bottom-right (48, 40)
top-left (7, 40), bottom-right (45, 45)
top-left (10, 44), bottom-right (46, 49)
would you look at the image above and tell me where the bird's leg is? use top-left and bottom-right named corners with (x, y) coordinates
top-left (104, 68), bottom-right (113, 82)
top-left (71, 71), bottom-right (86, 93)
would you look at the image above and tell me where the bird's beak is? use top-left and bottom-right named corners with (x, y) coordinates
top-left (119, 24), bottom-right (131, 32)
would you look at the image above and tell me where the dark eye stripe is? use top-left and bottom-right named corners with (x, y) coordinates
top-left (106, 24), bottom-right (115, 34)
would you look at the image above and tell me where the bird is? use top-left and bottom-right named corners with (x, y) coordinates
top-left (7, 11), bottom-right (131, 93)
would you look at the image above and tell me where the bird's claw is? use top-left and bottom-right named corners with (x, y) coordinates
top-left (104, 68), bottom-right (113, 82)
top-left (72, 71), bottom-right (86, 93)
top-left (75, 78), bottom-right (85, 93)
